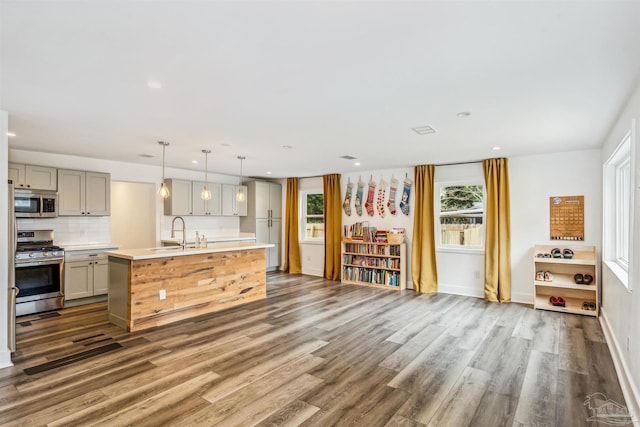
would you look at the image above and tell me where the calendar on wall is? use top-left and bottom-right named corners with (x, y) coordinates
top-left (549, 195), bottom-right (584, 241)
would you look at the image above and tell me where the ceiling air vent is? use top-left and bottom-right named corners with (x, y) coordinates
top-left (411, 125), bottom-right (436, 135)
top-left (340, 155), bottom-right (358, 160)
top-left (138, 154), bottom-right (156, 158)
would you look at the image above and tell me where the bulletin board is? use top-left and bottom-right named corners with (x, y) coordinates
top-left (549, 195), bottom-right (584, 241)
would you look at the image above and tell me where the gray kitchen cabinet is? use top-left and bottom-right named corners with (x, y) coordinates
top-left (8, 163), bottom-right (57, 190)
top-left (163, 179), bottom-right (193, 216)
top-left (192, 181), bottom-right (222, 216)
top-left (240, 181), bottom-right (282, 271)
top-left (222, 184), bottom-right (248, 216)
top-left (65, 253), bottom-right (109, 300)
top-left (58, 169), bottom-right (111, 216)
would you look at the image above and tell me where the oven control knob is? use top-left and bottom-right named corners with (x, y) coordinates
top-left (44, 252), bottom-right (51, 257)
top-left (29, 253), bottom-right (36, 258)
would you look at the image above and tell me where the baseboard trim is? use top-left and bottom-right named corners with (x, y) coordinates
top-left (437, 283), bottom-right (484, 299)
top-left (0, 349), bottom-right (13, 370)
top-left (512, 292), bottom-right (534, 305)
top-left (600, 308), bottom-right (640, 426)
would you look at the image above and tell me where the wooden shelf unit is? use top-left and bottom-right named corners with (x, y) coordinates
top-left (533, 244), bottom-right (598, 317)
top-left (341, 240), bottom-right (407, 290)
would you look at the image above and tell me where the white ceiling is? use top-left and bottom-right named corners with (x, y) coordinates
top-left (2, 1), bottom-right (640, 179)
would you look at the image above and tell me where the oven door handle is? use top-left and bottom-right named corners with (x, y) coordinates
top-left (15, 259), bottom-right (64, 268)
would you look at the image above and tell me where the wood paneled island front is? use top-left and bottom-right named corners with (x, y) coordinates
top-left (105, 242), bottom-right (273, 332)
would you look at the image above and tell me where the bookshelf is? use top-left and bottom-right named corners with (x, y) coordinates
top-left (533, 244), bottom-right (598, 317)
top-left (341, 240), bottom-right (407, 290)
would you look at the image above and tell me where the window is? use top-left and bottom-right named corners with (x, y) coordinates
top-left (604, 128), bottom-right (632, 285)
top-left (301, 191), bottom-right (324, 241)
top-left (437, 183), bottom-right (485, 249)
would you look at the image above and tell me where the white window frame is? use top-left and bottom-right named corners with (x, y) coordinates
top-left (603, 124), bottom-right (634, 289)
top-left (300, 190), bottom-right (324, 243)
top-left (435, 180), bottom-right (486, 253)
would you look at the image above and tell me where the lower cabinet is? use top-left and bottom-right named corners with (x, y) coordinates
top-left (65, 253), bottom-right (109, 301)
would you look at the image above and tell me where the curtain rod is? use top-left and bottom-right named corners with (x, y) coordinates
top-left (292, 158), bottom-right (493, 179)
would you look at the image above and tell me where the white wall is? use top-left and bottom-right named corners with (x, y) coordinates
top-left (599, 80), bottom-right (640, 417)
top-left (510, 149), bottom-right (603, 303)
top-left (0, 111), bottom-right (11, 368)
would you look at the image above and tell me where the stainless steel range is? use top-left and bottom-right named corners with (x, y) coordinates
top-left (15, 230), bottom-right (65, 316)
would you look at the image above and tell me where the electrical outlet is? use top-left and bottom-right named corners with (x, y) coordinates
top-left (474, 271), bottom-right (481, 279)
top-left (159, 289), bottom-right (166, 300)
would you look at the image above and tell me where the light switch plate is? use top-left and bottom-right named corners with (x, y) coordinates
top-left (159, 289), bottom-right (166, 300)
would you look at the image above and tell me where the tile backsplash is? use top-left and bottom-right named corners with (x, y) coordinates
top-left (160, 216), bottom-right (242, 242)
top-left (16, 216), bottom-right (111, 246)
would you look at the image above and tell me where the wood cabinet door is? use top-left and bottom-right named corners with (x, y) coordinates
top-left (269, 183), bottom-right (282, 219)
top-left (8, 163), bottom-right (25, 187)
top-left (164, 179), bottom-right (192, 216)
top-left (65, 261), bottom-right (93, 300)
top-left (58, 169), bottom-right (85, 215)
top-left (85, 172), bottom-right (110, 216)
top-left (93, 259), bottom-right (109, 295)
top-left (25, 165), bottom-right (57, 190)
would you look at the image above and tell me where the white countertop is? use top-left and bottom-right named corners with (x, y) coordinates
top-left (105, 241), bottom-right (274, 260)
top-left (63, 243), bottom-right (120, 252)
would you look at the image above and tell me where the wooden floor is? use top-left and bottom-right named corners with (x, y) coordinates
top-left (1, 273), bottom-right (627, 427)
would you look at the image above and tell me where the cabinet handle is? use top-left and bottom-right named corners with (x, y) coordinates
top-left (87, 212), bottom-right (90, 215)
top-left (27, 185), bottom-right (31, 188)
top-left (81, 212), bottom-right (85, 215)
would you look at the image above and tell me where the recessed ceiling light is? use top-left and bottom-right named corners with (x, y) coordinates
top-left (456, 112), bottom-right (471, 118)
top-left (192, 160), bottom-right (198, 164)
top-left (411, 125), bottom-right (436, 135)
top-left (354, 162), bottom-right (361, 166)
top-left (282, 145), bottom-right (293, 149)
top-left (266, 171), bottom-right (273, 175)
top-left (7, 132), bottom-right (16, 137)
top-left (147, 81), bottom-right (162, 89)
top-left (492, 146), bottom-right (501, 151)
top-left (221, 143), bottom-right (231, 147)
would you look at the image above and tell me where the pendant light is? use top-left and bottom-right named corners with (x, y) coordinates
top-left (158, 141), bottom-right (170, 199)
top-left (236, 156), bottom-right (246, 202)
top-left (201, 149), bottom-right (212, 200)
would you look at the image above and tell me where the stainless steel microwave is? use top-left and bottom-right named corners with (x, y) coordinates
top-left (14, 189), bottom-right (58, 218)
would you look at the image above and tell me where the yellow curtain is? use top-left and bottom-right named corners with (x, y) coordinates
top-left (323, 174), bottom-right (342, 281)
top-left (283, 178), bottom-right (302, 274)
top-left (411, 165), bottom-right (438, 293)
top-left (483, 158), bottom-right (512, 302)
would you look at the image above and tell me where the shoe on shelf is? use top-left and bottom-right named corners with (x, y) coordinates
top-left (555, 297), bottom-right (566, 307)
top-left (536, 271), bottom-right (545, 281)
top-left (544, 271), bottom-right (553, 282)
top-left (551, 248), bottom-right (562, 258)
top-left (583, 274), bottom-right (593, 285)
top-left (574, 273), bottom-right (584, 284)
top-left (563, 248), bottom-right (574, 259)
top-left (549, 296), bottom-right (558, 305)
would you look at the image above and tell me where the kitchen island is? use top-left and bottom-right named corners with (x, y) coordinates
top-left (105, 242), bottom-right (273, 332)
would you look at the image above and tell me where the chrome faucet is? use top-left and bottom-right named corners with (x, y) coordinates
top-left (170, 216), bottom-right (186, 248)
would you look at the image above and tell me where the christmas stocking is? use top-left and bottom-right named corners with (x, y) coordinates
top-left (343, 180), bottom-right (353, 216)
top-left (399, 177), bottom-right (413, 216)
top-left (354, 179), bottom-right (365, 216)
top-left (376, 178), bottom-right (387, 218)
top-left (364, 180), bottom-right (376, 216)
top-left (387, 177), bottom-right (398, 215)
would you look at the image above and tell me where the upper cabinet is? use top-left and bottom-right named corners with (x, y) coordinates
top-left (192, 181), bottom-right (222, 216)
top-left (221, 184), bottom-right (248, 216)
top-left (163, 179), bottom-right (193, 216)
top-left (246, 181), bottom-right (282, 219)
top-left (58, 169), bottom-right (111, 216)
top-left (9, 163), bottom-right (57, 190)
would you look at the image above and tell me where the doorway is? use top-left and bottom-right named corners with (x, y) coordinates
top-left (110, 181), bottom-right (156, 249)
